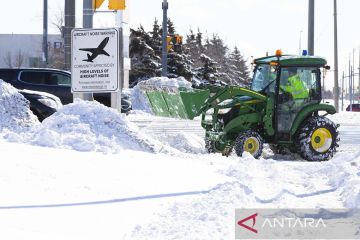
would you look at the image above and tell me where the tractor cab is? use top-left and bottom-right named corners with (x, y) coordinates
top-left (251, 51), bottom-right (329, 141)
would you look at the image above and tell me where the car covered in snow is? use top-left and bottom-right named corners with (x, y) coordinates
top-left (0, 68), bottom-right (131, 113)
top-left (19, 89), bottom-right (62, 121)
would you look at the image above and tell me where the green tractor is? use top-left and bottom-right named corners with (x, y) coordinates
top-left (141, 52), bottom-right (340, 161)
top-left (199, 52), bottom-right (339, 161)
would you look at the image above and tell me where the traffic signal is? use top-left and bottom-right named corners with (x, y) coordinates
top-left (166, 35), bottom-right (183, 52)
top-left (108, 0), bottom-right (126, 10)
top-left (175, 35), bottom-right (183, 45)
top-left (166, 36), bottom-right (173, 52)
top-left (93, 0), bottom-right (105, 9)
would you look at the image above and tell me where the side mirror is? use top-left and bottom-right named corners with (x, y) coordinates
top-left (324, 65), bottom-right (331, 70)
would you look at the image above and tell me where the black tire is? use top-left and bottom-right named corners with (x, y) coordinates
top-left (234, 130), bottom-right (264, 159)
top-left (205, 139), bottom-right (216, 153)
top-left (295, 116), bottom-right (339, 161)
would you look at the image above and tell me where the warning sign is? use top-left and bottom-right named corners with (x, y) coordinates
top-left (71, 28), bottom-right (119, 93)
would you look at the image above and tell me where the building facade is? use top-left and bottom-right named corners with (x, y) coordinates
top-left (0, 34), bottom-right (64, 69)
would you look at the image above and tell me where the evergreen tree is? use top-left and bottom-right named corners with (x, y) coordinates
top-left (203, 34), bottom-right (230, 84)
top-left (129, 27), bottom-right (161, 86)
top-left (228, 46), bottom-right (250, 86)
top-left (194, 54), bottom-right (219, 82)
top-left (150, 18), bottom-right (162, 56)
top-left (167, 18), bottom-right (175, 35)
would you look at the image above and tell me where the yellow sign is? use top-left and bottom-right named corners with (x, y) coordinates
top-left (109, 0), bottom-right (126, 10)
top-left (93, 0), bottom-right (105, 9)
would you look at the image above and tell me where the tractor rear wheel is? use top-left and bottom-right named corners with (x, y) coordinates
top-left (234, 130), bottom-right (264, 159)
top-left (295, 116), bottom-right (339, 161)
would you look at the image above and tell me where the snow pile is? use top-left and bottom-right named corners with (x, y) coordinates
top-left (137, 76), bottom-right (192, 89)
top-left (152, 132), bottom-right (205, 154)
top-left (126, 151), bottom-right (360, 239)
top-left (11, 100), bottom-right (171, 154)
top-left (0, 79), bottom-right (39, 133)
top-left (130, 76), bottom-right (192, 113)
top-left (130, 86), bottom-right (153, 114)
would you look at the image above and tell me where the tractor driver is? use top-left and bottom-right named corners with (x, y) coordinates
top-left (280, 68), bottom-right (309, 108)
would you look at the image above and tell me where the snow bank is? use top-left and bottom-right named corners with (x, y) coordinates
top-left (11, 100), bottom-right (172, 154)
top-left (0, 79), bottom-right (39, 133)
top-left (129, 86), bottom-right (153, 114)
top-left (152, 132), bottom-right (205, 154)
top-left (137, 76), bottom-right (192, 89)
top-left (127, 151), bottom-right (360, 239)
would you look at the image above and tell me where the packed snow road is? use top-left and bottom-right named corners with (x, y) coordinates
top-left (129, 114), bottom-right (360, 153)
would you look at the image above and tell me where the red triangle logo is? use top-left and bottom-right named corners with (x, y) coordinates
top-left (237, 213), bottom-right (258, 233)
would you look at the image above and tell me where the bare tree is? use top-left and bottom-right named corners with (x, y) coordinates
top-left (51, 6), bottom-right (64, 36)
top-left (14, 49), bottom-right (25, 68)
top-left (3, 51), bottom-right (13, 68)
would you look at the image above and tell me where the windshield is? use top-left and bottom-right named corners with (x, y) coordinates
top-left (251, 64), bottom-right (277, 92)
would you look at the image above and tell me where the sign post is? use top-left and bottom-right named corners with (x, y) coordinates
top-left (71, 28), bottom-right (122, 110)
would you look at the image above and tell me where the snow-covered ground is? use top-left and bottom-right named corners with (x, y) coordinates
top-left (1, 80), bottom-right (360, 239)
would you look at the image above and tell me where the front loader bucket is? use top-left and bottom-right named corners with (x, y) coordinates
top-left (145, 90), bottom-right (171, 117)
top-left (139, 84), bottom-right (210, 119)
top-left (179, 88), bottom-right (210, 119)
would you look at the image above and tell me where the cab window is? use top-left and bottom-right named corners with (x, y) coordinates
top-left (251, 64), bottom-right (277, 93)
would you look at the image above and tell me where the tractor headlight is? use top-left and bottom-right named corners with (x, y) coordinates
top-left (38, 98), bottom-right (63, 110)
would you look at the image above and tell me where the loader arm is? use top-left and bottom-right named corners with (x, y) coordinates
top-left (198, 85), bottom-right (267, 115)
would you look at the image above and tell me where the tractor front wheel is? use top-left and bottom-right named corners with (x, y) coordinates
top-left (295, 116), bottom-right (339, 161)
top-left (234, 130), bottom-right (264, 159)
top-left (205, 139), bottom-right (217, 153)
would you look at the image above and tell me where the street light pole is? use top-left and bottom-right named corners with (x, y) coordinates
top-left (161, 0), bottom-right (168, 77)
top-left (43, 0), bottom-right (48, 66)
top-left (308, 0), bottom-right (315, 56)
top-left (64, 0), bottom-right (75, 70)
top-left (73, 0), bottom-right (94, 102)
top-left (333, 0), bottom-right (339, 112)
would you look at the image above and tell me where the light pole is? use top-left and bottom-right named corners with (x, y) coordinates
top-left (64, 0), bottom-right (75, 70)
top-left (333, 0), bottom-right (339, 112)
top-left (43, 0), bottom-right (48, 66)
top-left (299, 30), bottom-right (303, 55)
top-left (161, 0), bottom-right (168, 77)
top-left (308, 0), bottom-right (315, 56)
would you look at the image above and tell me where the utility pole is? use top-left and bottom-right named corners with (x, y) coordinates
top-left (64, 0), bottom-right (75, 70)
top-left (42, 0), bottom-right (48, 66)
top-left (358, 49), bottom-right (360, 103)
top-left (353, 48), bottom-right (356, 104)
top-left (308, 0), bottom-right (315, 56)
top-left (341, 71), bottom-right (344, 111)
top-left (161, 0), bottom-right (168, 77)
top-left (299, 30), bottom-right (303, 55)
top-left (73, 0), bottom-right (94, 102)
top-left (349, 57), bottom-right (352, 111)
top-left (333, 0), bottom-right (339, 112)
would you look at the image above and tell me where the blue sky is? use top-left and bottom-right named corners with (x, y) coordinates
top-left (1, 0), bottom-right (359, 90)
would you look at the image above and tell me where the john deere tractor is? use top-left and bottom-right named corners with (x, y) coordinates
top-left (140, 52), bottom-right (339, 161)
top-left (200, 52), bottom-right (339, 161)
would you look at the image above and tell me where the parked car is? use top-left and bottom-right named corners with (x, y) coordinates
top-left (0, 68), bottom-right (131, 113)
top-left (346, 103), bottom-right (360, 112)
top-left (19, 89), bottom-right (62, 121)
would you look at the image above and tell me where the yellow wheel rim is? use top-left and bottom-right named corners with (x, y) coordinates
top-left (311, 128), bottom-right (333, 153)
top-left (244, 137), bottom-right (260, 155)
